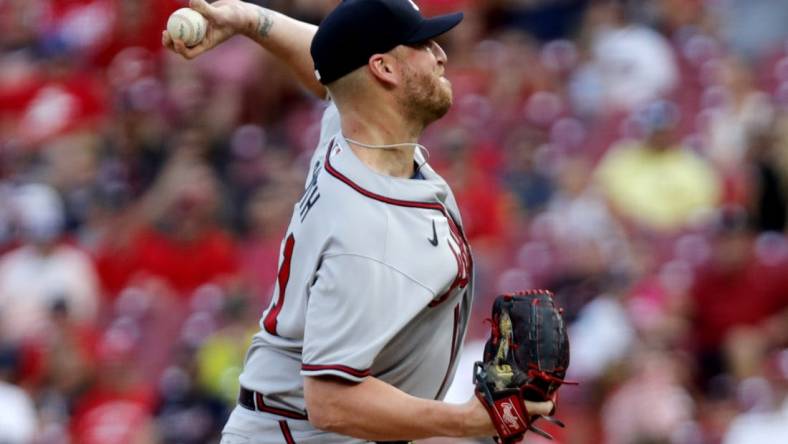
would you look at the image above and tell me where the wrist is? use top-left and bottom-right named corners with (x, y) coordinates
top-left (459, 397), bottom-right (495, 438)
top-left (453, 403), bottom-right (474, 438)
top-left (239, 3), bottom-right (275, 40)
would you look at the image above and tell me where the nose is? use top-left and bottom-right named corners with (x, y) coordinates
top-left (430, 40), bottom-right (447, 65)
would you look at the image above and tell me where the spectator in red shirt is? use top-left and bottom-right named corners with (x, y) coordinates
top-left (70, 329), bottom-right (157, 444)
top-left (689, 208), bottom-right (788, 384)
top-left (96, 135), bottom-right (239, 298)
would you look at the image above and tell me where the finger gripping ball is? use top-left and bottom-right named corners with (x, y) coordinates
top-left (167, 8), bottom-right (207, 47)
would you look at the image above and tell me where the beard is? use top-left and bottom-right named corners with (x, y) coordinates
top-left (398, 66), bottom-right (453, 127)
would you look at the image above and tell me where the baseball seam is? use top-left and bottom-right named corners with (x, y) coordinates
top-left (173, 13), bottom-right (196, 44)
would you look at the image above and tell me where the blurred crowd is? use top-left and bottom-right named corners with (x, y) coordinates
top-left (1, 0), bottom-right (787, 443)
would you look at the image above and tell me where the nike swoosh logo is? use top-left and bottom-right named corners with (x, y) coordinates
top-left (428, 220), bottom-right (438, 246)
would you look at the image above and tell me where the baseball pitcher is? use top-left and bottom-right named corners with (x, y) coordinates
top-left (163, 1), bottom-right (554, 442)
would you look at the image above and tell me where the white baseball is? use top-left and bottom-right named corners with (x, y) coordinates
top-left (166, 8), bottom-right (208, 47)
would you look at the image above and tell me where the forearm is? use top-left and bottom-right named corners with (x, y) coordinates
top-left (236, 3), bottom-right (325, 98)
top-left (305, 376), bottom-right (492, 441)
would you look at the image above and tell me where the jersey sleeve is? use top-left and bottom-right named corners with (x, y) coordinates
top-left (301, 253), bottom-right (434, 382)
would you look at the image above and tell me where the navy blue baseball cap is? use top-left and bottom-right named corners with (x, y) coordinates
top-left (311, 0), bottom-right (464, 85)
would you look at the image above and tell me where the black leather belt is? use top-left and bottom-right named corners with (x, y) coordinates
top-left (238, 387), bottom-right (308, 420)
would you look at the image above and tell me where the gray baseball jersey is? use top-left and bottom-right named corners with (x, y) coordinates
top-left (224, 103), bottom-right (474, 444)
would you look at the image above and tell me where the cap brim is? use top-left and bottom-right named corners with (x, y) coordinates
top-left (405, 12), bottom-right (464, 44)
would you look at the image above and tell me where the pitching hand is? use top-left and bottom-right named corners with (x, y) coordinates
top-left (162, 0), bottom-right (248, 59)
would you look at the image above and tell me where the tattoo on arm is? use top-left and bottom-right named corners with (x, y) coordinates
top-left (256, 8), bottom-right (274, 38)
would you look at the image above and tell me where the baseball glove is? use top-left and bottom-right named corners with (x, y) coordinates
top-left (473, 290), bottom-right (572, 443)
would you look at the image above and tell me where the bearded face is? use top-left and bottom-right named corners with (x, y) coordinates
top-left (397, 62), bottom-right (453, 127)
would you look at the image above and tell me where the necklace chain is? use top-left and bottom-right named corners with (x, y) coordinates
top-left (344, 137), bottom-right (431, 163)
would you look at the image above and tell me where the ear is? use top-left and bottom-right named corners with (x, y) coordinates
top-left (367, 53), bottom-right (400, 87)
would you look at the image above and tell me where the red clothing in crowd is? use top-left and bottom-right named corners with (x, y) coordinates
top-left (17, 322), bottom-right (99, 391)
top-left (452, 145), bottom-right (511, 243)
top-left (97, 227), bottom-right (239, 297)
top-left (70, 385), bottom-right (157, 444)
top-left (0, 70), bottom-right (107, 144)
top-left (45, 0), bottom-right (182, 66)
top-left (691, 254), bottom-right (788, 350)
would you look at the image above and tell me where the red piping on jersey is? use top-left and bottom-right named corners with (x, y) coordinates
top-left (429, 242), bottom-right (468, 307)
top-left (279, 420), bottom-right (297, 444)
top-left (324, 141), bottom-right (448, 211)
top-left (264, 234), bottom-right (296, 335)
top-left (301, 363), bottom-right (371, 378)
top-left (255, 392), bottom-right (309, 420)
top-left (323, 138), bottom-right (474, 308)
top-left (434, 304), bottom-right (462, 399)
